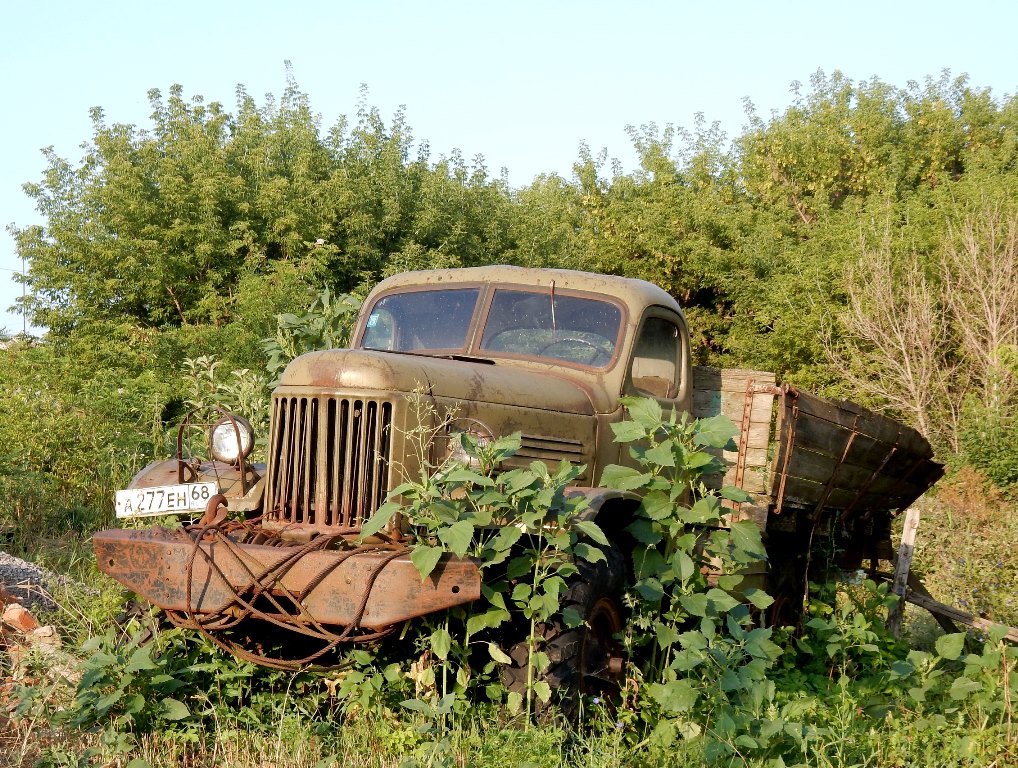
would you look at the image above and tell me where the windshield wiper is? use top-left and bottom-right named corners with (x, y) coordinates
top-left (363, 348), bottom-right (495, 364)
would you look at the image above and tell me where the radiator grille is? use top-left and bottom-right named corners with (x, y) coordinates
top-left (265, 396), bottom-right (393, 532)
top-left (516, 435), bottom-right (585, 463)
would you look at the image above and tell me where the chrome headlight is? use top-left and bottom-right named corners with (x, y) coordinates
top-left (209, 414), bottom-right (254, 464)
top-left (443, 420), bottom-right (493, 469)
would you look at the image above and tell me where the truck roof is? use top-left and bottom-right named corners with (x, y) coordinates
top-left (366, 266), bottom-right (683, 314)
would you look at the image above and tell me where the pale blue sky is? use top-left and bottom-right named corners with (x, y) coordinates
top-left (2, 0), bottom-right (1016, 335)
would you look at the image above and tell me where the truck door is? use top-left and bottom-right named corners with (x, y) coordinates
top-left (624, 310), bottom-right (691, 413)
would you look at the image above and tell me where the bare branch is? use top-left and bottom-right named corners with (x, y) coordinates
top-left (829, 228), bottom-right (960, 449)
top-left (941, 204), bottom-right (1018, 409)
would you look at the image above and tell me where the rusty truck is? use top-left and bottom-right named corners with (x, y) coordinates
top-left (94, 266), bottom-right (944, 696)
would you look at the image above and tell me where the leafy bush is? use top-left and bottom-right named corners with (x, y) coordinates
top-left (0, 338), bottom-right (166, 553)
top-left (262, 288), bottom-right (362, 385)
top-left (957, 395), bottom-right (1018, 494)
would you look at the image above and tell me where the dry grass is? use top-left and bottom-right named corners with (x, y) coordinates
top-left (910, 467), bottom-right (1018, 630)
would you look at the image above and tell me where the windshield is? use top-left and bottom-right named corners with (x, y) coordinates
top-left (358, 285), bottom-right (623, 368)
top-left (479, 289), bottom-right (621, 367)
top-left (361, 288), bottom-right (481, 352)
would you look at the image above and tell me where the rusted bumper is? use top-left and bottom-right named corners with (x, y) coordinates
top-left (93, 527), bottom-right (481, 629)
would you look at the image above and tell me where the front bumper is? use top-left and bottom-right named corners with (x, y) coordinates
top-left (94, 527), bottom-right (481, 629)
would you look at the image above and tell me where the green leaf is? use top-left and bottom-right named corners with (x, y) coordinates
top-left (679, 593), bottom-right (708, 617)
top-left (745, 631), bottom-right (783, 661)
top-left (467, 608), bottom-right (509, 636)
top-left (158, 697), bottom-right (190, 721)
top-left (693, 415), bottom-right (738, 449)
top-left (649, 719), bottom-right (678, 749)
top-left (678, 630), bottom-right (708, 651)
top-left (730, 520), bottom-right (765, 557)
top-left (672, 551), bottom-right (695, 583)
top-left (506, 690), bottom-right (523, 713)
top-left (623, 396), bottom-right (664, 429)
top-left (686, 496), bottom-right (720, 524)
top-left (648, 679), bottom-right (698, 712)
top-left (644, 440), bottom-right (676, 468)
top-left (656, 623), bottom-right (681, 650)
top-left (506, 555), bottom-right (533, 580)
top-left (430, 628), bottom-right (452, 660)
top-left (488, 524), bottom-right (523, 553)
top-left (717, 574), bottom-right (743, 591)
top-left (502, 468), bottom-right (539, 494)
top-left (572, 519), bottom-right (609, 546)
top-left (633, 547), bottom-right (666, 580)
top-left (599, 464), bottom-right (652, 491)
top-left (122, 692), bottom-right (146, 715)
top-left (358, 501), bottom-right (399, 540)
top-left (935, 633), bottom-right (966, 660)
top-left (610, 420), bottom-right (649, 443)
top-left (949, 676), bottom-right (982, 700)
top-left (562, 605), bottom-right (584, 628)
top-left (635, 577), bottom-right (665, 603)
top-left (512, 582), bottom-right (533, 603)
top-left (440, 466), bottom-right (495, 486)
top-left (889, 659), bottom-right (916, 678)
top-left (400, 698), bottom-right (434, 715)
top-left (410, 545), bottom-right (444, 580)
top-left (721, 669), bottom-right (744, 691)
top-left (490, 432), bottom-right (523, 458)
top-left (94, 689), bottom-right (123, 715)
top-left (626, 518), bottom-right (662, 545)
top-left (487, 642), bottom-right (512, 665)
top-left (573, 542), bottom-right (607, 564)
top-left (743, 587), bottom-right (775, 610)
top-left (720, 485), bottom-right (753, 503)
top-left (124, 646), bottom-right (158, 673)
top-left (639, 490), bottom-right (674, 521)
top-left (533, 680), bottom-right (552, 703)
top-left (671, 648), bottom-right (705, 672)
top-left (681, 450), bottom-right (714, 471)
top-left (437, 519), bottom-right (474, 557)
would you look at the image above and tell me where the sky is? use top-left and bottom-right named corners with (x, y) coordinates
top-left (2, 0), bottom-right (1017, 336)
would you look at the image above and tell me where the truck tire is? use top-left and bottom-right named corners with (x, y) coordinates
top-left (501, 544), bottom-right (626, 716)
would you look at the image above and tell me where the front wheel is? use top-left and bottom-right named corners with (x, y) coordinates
top-left (501, 545), bottom-right (626, 716)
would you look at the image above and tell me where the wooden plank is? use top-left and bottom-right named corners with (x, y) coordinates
top-left (691, 392), bottom-right (774, 417)
top-left (778, 448), bottom-right (934, 500)
top-left (779, 406), bottom-right (933, 476)
top-left (906, 573), bottom-right (960, 635)
top-left (782, 421), bottom-right (899, 471)
top-left (774, 475), bottom-right (926, 514)
top-left (692, 366), bottom-right (775, 393)
top-left (904, 590), bottom-right (1018, 643)
top-left (888, 508), bottom-right (920, 637)
top-left (790, 390), bottom-right (933, 457)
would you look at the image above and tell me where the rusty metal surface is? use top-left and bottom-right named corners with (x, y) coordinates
top-left (94, 527), bottom-right (481, 629)
top-left (265, 394), bottom-right (394, 533)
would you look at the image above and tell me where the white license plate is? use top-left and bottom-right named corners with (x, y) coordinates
top-left (114, 482), bottom-right (218, 519)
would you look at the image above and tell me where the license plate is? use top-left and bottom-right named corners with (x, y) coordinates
top-left (114, 482), bottom-right (218, 519)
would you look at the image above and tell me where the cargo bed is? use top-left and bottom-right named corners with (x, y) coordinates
top-left (691, 367), bottom-right (945, 569)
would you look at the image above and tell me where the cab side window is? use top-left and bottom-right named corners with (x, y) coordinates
top-left (628, 317), bottom-right (679, 399)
